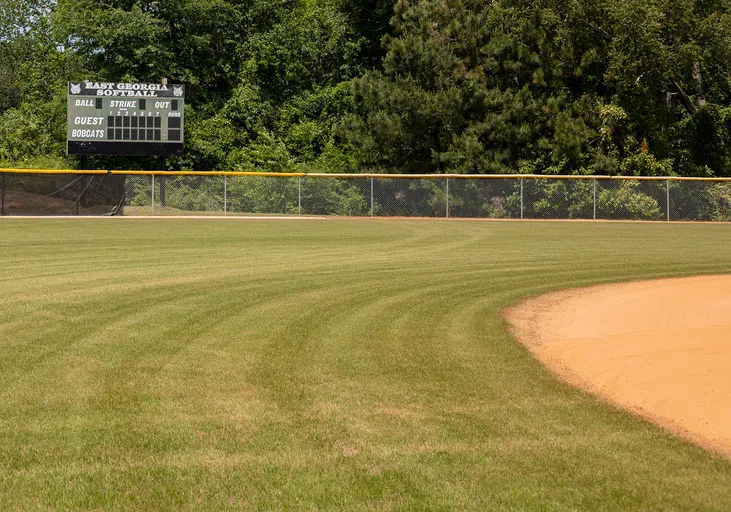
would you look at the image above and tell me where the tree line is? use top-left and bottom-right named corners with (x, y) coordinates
top-left (2, 0), bottom-right (731, 177)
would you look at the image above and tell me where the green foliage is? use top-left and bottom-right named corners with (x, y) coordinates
top-left (340, 1), bottom-right (604, 174)
top-left (519, 179), bottom-right (596, 219)
top-left (1, 0), bottom-right (58, 111)
top-left (164, 176), bottom-right (224, 211)
top-left (703, 183), bottom-right (731, 221)
top-left (671, 105), bottom-right (731, 176)
top-left (598, 181), bottom-right (663, 220)
top-left (2, 0), bottom-right (731, 177)
top-left (228, 130), bottom-right (296, 173)
top-left (340, 0), bottom-right (731, 176)
top-left (619, 153), bottom-right (674, 177)
top-left (226, 176), bottom-right (297, 214)
top-left (300, 176), bottom-right (369, 215)
top-left (0, 154), bottom-right (70, 170)
top-left (0, 100), bottom-right (65, 162)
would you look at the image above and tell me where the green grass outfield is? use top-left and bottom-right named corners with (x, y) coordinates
top-left (1, 218), bottom-right (731, 510)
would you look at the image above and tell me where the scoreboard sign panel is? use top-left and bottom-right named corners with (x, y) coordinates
top-left (67, 82), bottom-right (184, 156)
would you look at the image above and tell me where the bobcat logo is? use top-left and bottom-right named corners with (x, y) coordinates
top-left (70, 83), bottom-right (82, 94)
top-left (173, 86), bottom-right (184, 97)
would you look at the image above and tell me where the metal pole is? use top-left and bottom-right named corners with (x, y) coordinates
top-left (593, 179), bottom-right (597, 220)
top-left (298, 176), bottom-right (301, 216)
top-left (159, 156), bottom-right (167, 207)
top-left (224, 175), bottom-right (227, 215)
top-left (666, 180), bottom-right (670, 222)
top-left (1, 173), bottom-right (5, 216)
top-left (151, 174), bottom-right (155, 216)
top-left (520, 178), bottom-right (524, 219)
top-left (445, 177), bottom-right (450, 218)
top-left (370, 177), bottom-right (374, 217)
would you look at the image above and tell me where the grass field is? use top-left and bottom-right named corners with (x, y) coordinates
top-left (1, 218), bottom-right (731, 510)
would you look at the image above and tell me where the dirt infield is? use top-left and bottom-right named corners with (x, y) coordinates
top-left (504, 275), bottom-right (731, 460)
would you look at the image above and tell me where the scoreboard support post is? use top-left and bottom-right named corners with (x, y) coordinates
top-left (1, 172), bottom-right (5, 216)
top-left (75, 155), bottom-right (88, 215)
top-left (159, 155), bottom-right (167, 207)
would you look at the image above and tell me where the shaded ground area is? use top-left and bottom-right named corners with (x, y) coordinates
top-left (2, 189), bottom-right (117, 215)
top-left (505, 275), bottom-right (731, 459)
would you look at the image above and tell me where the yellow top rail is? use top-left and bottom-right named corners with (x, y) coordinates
top-left (1, 168), bottom-right (730, 182)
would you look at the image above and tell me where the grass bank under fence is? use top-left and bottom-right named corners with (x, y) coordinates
top-left (0, 218), bottom-right (730, 510)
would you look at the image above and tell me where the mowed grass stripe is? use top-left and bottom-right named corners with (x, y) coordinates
top-left (0, 219), bottom-right (730, 510)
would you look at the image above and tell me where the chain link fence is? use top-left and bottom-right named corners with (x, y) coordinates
top-left (3, 171), bottom-right (731, 221)
top-left (120, 174), bottom-right (731, 221)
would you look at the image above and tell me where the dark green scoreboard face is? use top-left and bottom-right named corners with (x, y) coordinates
top-left (67, 82), bottom-right (184, 156)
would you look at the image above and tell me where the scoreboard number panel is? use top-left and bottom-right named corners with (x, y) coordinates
top-left (67, 82), bottom-right (184, 156)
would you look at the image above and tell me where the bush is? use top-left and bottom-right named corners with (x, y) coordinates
top-left (597, 181), bottom-right (662, 220)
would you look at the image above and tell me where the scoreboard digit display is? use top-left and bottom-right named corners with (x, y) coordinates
top-left (67, 82), bottom-right (184, 156)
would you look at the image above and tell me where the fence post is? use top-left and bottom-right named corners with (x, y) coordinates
top-left (1, 173), bottom-right (5, 216)
top-left (666, 180), bottom-right (670, 221)
top-left (446, 177), bottom-right (450, 218)
top-left (520, 178), bottom-right (524, 219)
top-left (151, 174), bottom-right (155, 216)
top-left (593, 179), bottom-right (597, 220)
top-left (370, 177), bottom-right (374, 217)
top-left (224, 175), bottom-right (227, 215)
top-left (298, 176), bottom-right (302, 216)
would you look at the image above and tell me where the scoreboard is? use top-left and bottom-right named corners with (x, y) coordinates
top-left (67, 82), bottom-right (184, 156)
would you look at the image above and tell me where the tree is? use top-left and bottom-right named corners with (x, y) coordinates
top-left (339, 0), bottom-right (598, 173)
top-left (2, 0), bottom-right (730, 176)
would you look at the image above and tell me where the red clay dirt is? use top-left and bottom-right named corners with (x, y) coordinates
top-left (504, 275), bottom-right (731, 460)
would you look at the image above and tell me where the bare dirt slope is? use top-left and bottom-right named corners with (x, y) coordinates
top-left (505, 275), bottom-right (731, 459)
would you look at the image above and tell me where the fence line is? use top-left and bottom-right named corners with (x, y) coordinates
top-left (5, 168), bottom-right (731, 181)
top-left (3, 170), bottom-right (731, 221)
